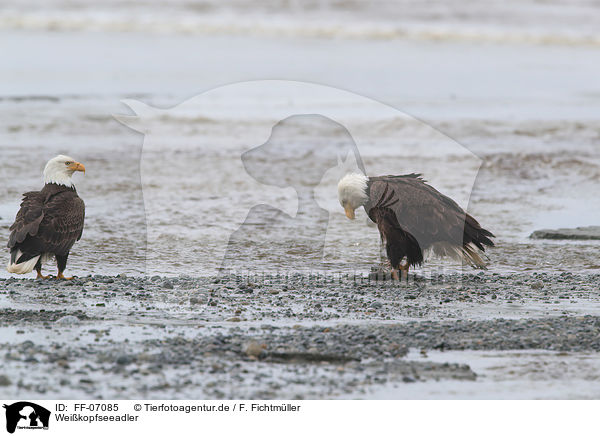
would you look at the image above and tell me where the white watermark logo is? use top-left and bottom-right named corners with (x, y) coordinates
top-left (116, 80), bottom-right (482, 280)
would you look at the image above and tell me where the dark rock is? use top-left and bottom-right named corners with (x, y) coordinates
top-left (116, 355), bottom-right (135, 365)
top-left (0, 375), bottom-right (11, 386)
top-left (530, 226), bottom-right (600, 240)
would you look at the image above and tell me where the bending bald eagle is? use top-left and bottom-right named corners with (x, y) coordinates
top-left (338, 173), bottom-right (494, 280)
top-left (7, 155), bottom-right (86, 279)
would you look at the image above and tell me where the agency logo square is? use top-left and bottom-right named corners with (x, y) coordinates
top-left (3, 403), bottom-right (50, 434)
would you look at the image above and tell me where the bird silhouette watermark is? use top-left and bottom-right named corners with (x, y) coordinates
top-left (116, 80), bottom-right (488, 283)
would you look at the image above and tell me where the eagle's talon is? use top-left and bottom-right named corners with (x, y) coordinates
top-left (35, 267), bottom-right (49, 279)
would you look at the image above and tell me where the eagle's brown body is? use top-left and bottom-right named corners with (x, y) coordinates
top-left (364, 174), bottom-right (494, 271)
top-left (8, 183), bottom-right (85, 277)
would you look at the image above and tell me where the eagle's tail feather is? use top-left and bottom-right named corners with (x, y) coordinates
top-left (462, 243), bottom-right (488, 269)
top-left (7, 250), bottom-right (40, 274)
top-left (464, 214), bottom-right (495, 250)
top-left (430, 242), bottom-right (488, 269)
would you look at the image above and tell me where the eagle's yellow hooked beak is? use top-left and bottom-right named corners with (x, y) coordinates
top-left (69, 162), bottom-right (86, 174)
top-left (344, 205), bottom-right (356, 220)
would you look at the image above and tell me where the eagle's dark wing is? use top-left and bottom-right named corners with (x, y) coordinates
top-left (8, 191), bottom-right (45, 249)
top-left (367, 205), bottom-right (424, 268)
top-left (8, 187), bottom-right (85, 262)
top-left (367, 175), bottom-right (493, 261)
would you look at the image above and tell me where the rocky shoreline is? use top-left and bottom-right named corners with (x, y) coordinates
top-left (1, 272), bottom-right (599, 399)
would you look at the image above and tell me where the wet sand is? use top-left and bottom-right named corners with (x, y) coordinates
top-left (1, 272), bottom-right (599, 399)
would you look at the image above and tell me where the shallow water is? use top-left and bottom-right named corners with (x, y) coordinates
top-left (1, 88), bottom-right (598, 278)
top-left (365, 349), bottom-right (600, 400)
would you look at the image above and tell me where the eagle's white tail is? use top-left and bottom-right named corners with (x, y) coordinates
top-left (430, 242), bottom-right (488, 269)
top-left (6, 250), bottom-right (40, 274)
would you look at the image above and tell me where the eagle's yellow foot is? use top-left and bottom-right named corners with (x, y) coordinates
top-left (56, 272), bottom-right (73, 280)
top-left (36, 271), bottom-right (49, 279)
top-left (399, 262), bottom-right (410, 282)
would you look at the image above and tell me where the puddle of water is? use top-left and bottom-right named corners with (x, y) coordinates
top-left (363, 349), bottom-right (600, 399)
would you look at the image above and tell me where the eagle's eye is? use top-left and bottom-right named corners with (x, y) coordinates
top-left (65, 161), bottom-right (72, 165)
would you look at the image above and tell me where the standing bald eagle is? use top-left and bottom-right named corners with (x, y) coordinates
top-left (7, 155), bottom-right (86, 279)
top-left (338, 173), bottom-right (494, 280)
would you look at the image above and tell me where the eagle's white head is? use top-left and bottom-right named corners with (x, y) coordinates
top-left (44, 155), bottom-right (86, 187)
top-left (337, 173), bottom-right (369, 220)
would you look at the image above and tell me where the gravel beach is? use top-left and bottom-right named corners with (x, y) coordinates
top-left (1, 272), bottom-right (599, 399)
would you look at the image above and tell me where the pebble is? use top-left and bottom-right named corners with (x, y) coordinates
top-left (116, 354), bottom-right (135, 366)
top-left (243, 341), bottom-right (264, 358)
top-left (55, 315), bottom-right (81, 325)
top-left (189, 297), bottom-right (206, 305)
